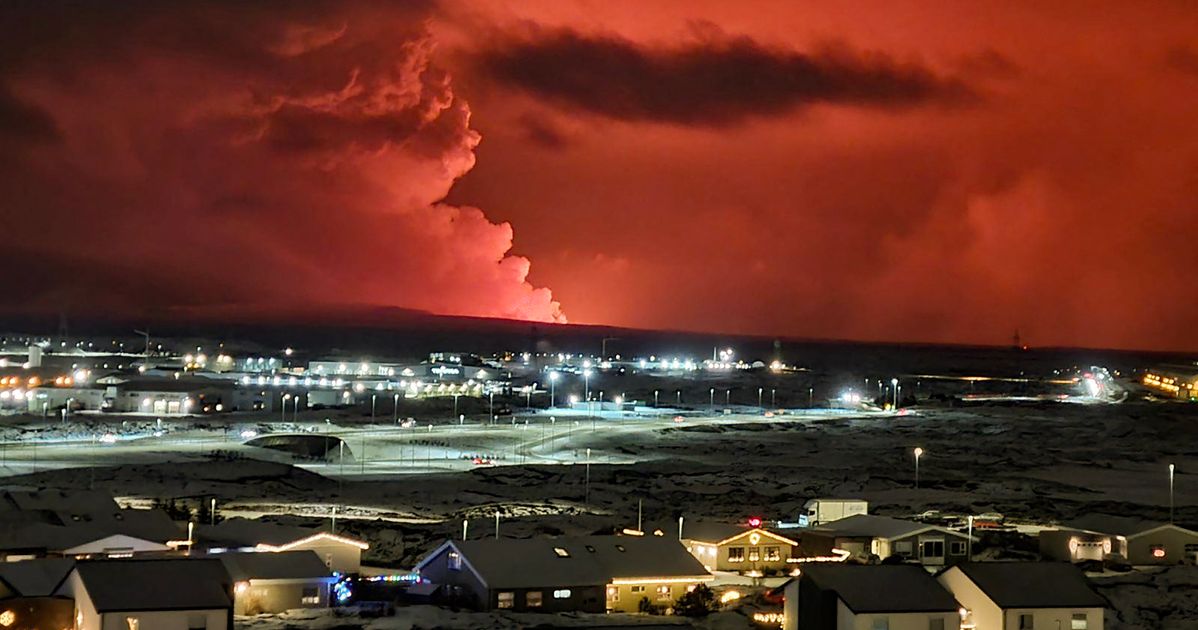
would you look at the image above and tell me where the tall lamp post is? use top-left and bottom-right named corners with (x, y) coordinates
top-left (891, 378), bottom-right (899, 409)
top-left (914, 447), bottom-right (924, 489)
top-left (1170, 463), bottom-right (1176, 524)
top-left (758, 387), bottom-right (763, 408)
top-left (549, 371), bottom-right (559, 408)
top-left (281, 394), bottom-right (291, 422)
top-left (370, 394), bottom-right (377, 423)
top-left (393, 393), bottom-right (399, 425)
top-left (709, 388), bottom-right (715, 410)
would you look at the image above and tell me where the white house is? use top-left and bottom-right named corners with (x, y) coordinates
top-left (784, 564), bottom-right (962, 630)
top-left (937, 562), bottom-right (1105, 630)
top-left (56, 558), bottom-right (234, 630)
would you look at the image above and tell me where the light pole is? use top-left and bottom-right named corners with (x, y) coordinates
top-left (757, 387), bottom-right (763, 408)
top-left (771, 388), bottom-right (776, 407)
top-left (584, 369), bottom-right (592, 403)
top-left (281, 394), bottom-right (291, 422)
top-left (1170, 463), bottom-right (1176, 524)
top-left (891, 378), bottom-right (899, 409)
top-left (808, 387), bottom-right (814, 408)
top-left (393, 393), bottom-right (399, 425)
top-left (371, 394), bottom-right (376, 423)
top-left (654, 390), bottom-right (659, 408)
top-left (453, 393), bottom-right (460, 420)
top-left (914, 447), bottom-right (924, 489)
top-left (488, 391), bottom-right (494, 425)
top-left (294, 395), bottom-right (301, 421)
top-left (709, 388), bottom-right (715, 410)
top-left (584, 447), bottom-right (591, 506)
top-left (676, 390), bottom-right (681, 405)
top-left (549, 372), bottom-right (559, 408)
top-left (725, 389), bottom-right (731, 407)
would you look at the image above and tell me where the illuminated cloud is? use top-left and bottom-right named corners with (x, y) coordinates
top-left (0, 1), bottom-right (564, 323)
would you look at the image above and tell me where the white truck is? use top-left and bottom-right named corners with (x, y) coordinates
top-left (802, 499), bottom-right (868, 526)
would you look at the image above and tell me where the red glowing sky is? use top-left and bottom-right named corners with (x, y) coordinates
top-left (3, 1), bottom-right (1197, 350)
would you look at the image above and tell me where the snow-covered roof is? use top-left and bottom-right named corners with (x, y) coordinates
top-left (809, 514), bottom-right (969, 541)
top-left (216, 550), bottom-right (333, 582)
top-left (1065, 514), bottom-right (1196, 538)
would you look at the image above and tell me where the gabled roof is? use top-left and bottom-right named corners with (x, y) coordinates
top-left (803, 564), bottom-right (960, 613)
top-left (0, 489), bottom-right (119, 516)
top-left (216, 551), bottom-right (333, 582)
top-left (417, 536), bottom-right (711, 590)
top-left (950, 562), bottom-right (1106, 609)
top-left (809, 515), bottom-right (970, 541)
top-left (197, 518), bottom-right (336, 548)
top-left (671, 521), bottom-right (797, 546)
top-left (1065, 514), bottom-right (1197, 538)
top-left (0, 558), bottom-right (76, 597)
top-left (69, 558), bottom-right (233, 612)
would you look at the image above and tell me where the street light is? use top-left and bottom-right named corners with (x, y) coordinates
top-left (1170, 463), bottom-right (1176, 524)
top-left (709, 388), bottom-right (715, 410)
top-left (584, 447), bottom-right (591, 506)
top-left (654, 389), bottom-right (660, 407)
top-left (393, 393), bottom-right (399, 425)
top-left (914, 447), bottom-right (924, 489)
top-left (371, 394), bottom-right (377, 423)
top-left (548, 371), bottom-right (559, 408)
top-left (757, 387), bottom-right (763, 408)
top-left (891, 378), bottom-right (899, 409)
top-left (281, 394), bottom-right (291, 422)
top-left (725, 389), bottom-right (731, 407)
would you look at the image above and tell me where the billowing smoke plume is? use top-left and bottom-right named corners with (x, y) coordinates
top-left (0, 2), bottom-right (564, 323)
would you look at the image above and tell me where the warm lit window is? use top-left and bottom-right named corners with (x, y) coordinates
top-left (448, 551), bottom-right (462, 571)
top-left (728, 547), bottom-right (745, 562)
top-left (764, 547), bottom-right (780, 561)
top-left (748, 547), bottom-right (760, 562)
top-left (553, 547), bottom-right (570, 558)
top-left (526, 591), bottom-right (543, 608)
top-left (606, 586), bottom-right (619, 601)
top-left (301, 587), bottom-right (320, 605)
top-left (1018, 613), bottom-right (1034, 629)
top-left (1071, 613), bottom-right (1088, 630)
top-left (656, 585), bottom-right (671, 600)
top-left (553, 589), bottom-right (572, 599)
top-left (497, 592), bottom-right (514, 609)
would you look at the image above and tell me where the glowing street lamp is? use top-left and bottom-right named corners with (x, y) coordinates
top-left (891, 378), bottom-right (899, 409)
top-left (281, 393), bottom-right (291, 422)
top-left (549, 371), bottom-right (559, 408)
top-left (1170, 463), bottom-right (1176, 524)
top-left (758, 387), bottom-right (763, 408)
top-left (393, 393), bottom-right (399, 425)
top-left (709, 388), bottom-right (715, 410)
top-left (914, 447), bottom-right (924, 489)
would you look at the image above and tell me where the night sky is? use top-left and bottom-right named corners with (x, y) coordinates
top-left (3, 1), bottom-right (1197, 350)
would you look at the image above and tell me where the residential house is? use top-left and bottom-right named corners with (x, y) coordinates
top-left (670, 520), bottom-right (800, 574)
top-left (195, 518), bottom-right (368, 574)
top-left (55, 558), bottom-right (234, 630)
top-left (415, 536), bottom-right (712, 614)
top-left (784, 564), bottom-right (962, 630)
top-left (0, 490), bottom-right (182, 561)
top-left (1046, 514), bottom-right (1198, 565)
top-left (216, 551), bottom-right (333, 615)
top-left (802, 515), bottom-right (974, 567)
top-left (0, 559), bottom-right (76, 630)
top-left (937, 562), bottom-right (1105, 630)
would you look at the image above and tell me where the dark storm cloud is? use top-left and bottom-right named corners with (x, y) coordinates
top-left (474, 28), bottom-right (975, 126)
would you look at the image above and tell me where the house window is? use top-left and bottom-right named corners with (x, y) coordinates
top-left (871, 617), bottom-right (889, 630)
top-left (894, 541), bottom-right (912, 555)
top-left (1018, 613), bottom-right (1034, 629)
top-left (748, 547), bottom-right (761, 562)
top-left (301, 587), bottom-right (320, 605)
top-left (527, 591), bottom-right (543, 608)
top-left (498, 592), bottom-right (515, 609)
top-left (929, 618), bottom-right (945, 630)
top-left (656, 585), bottom-right (672, 600)
top-left (631, 585), bottom-right (645, 593)
top-left (920, 540), bottom-right (945, 559)
top-left (607, 586), bottom-right (619, 601)
top-left (448, 551), bottom-right (462, 571)
top-left (1071, 613), bottom-right (1088, 630)
top-left (950, 541), bottom-right (967, 555)
top-left (764, 547), bottom-right (780, 561)
top-left (187, 614), bottom-right (206, 630)
top-left (126, 618), bottom-right (139, 630)
top-left (553, 589), bottom-right (572, 599)
top-left (553, 547), bottom-right (570, 557)
top-left (729, 547), bottom-right (745, 562)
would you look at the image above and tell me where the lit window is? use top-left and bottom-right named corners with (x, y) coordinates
top-left (497, 592), bottom-right (514, 609)
top-left (526, 591), bottom-right (543, 608)
top-left (1071, 613), bottom-right (1088, 630)
top-left (764, 547), bottom-right (780, 561)
top-left (448, 551), bottom-right (462, 571)
top-left (728, 547), bottom-right (745, 562)
top-left (607, 586), bottom-right (619, 602)
top-left (300, 587), bottom-right (320, 605)
top-left (553, 589), bottom-right (572, 599)
top-left (656, 585), bottom-right (671, 600)
top-left (126, 618), bottom-right (140, 630)
top-left (748, 547), bottom-right (760, 562)
top-left (1018, 613), bottom-right (1034, 629)
top-left (553, 547), bottom-right (570, 558)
